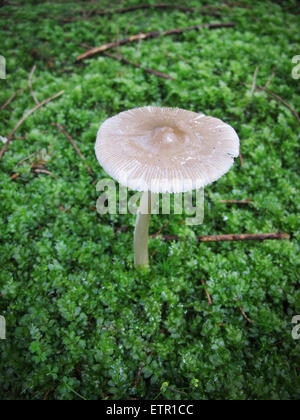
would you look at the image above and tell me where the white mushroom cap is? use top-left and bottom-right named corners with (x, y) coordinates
top-left (95, 106), bottom-right (239, 193)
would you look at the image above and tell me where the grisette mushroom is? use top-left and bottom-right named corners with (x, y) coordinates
top-left (95, 106), bottom-right (239, 268)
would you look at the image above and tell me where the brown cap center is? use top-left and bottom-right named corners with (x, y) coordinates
top-left (152, 126), bottom-right (178, 145)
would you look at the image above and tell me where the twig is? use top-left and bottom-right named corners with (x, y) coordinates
top-left (151, 249), bottom-right (158, 257)
top-left (0, 90), bottom-right (64, 162)
top-left (0, 89), bottom-right (24, 111)
top-left (196, 233), bottom-right (290, 242)
top-left (150, 220), bottom-right (170, 238)
top-left (255, 85), bottom-right (300, 125)
top-left (200, 279), bottom-right (213, 305)
top-left (264, 71), bottom-right (275, 88)
top-left (51, 123), bottom-right (94, 177)
top-left (133, 363), bottom-right (145, 388)
top-left (10, 173), bottom-right (20, 180)
top-left (28, 65), bottom-right (40, 105)
top-left (43, 389), bottom-right (51, 401)
top-left (103, 51), bottom-right (174, 80)
top-left (33, 168), bottom-right (57, 179)
top-left (80, 43), bottom-right (173, 80)
top-left (239, 306), bottom-right (253, 324)
top-left (219, 199), bottom-right (252, 204)
top-left (239, 147), bottom-right (244, 166)
top-left (157, 232), bottom-right (290, 242)
top-left (76, 22), bottom-right (236, 61)
top-left (249, 66), bottom-right (259, 97)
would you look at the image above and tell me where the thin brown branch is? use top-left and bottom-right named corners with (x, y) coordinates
top-left (133, 363), bottom-right (145, 388)
top-left (195, 232), bottom-right (290, 242)
top-left (151, 249), bottom-right (158, 257)
top-left (239, 147), bottom-right (244, 166)
top-left (0, 90), bottom-right (64, 162)
top-left (239, 306), bottom-right (253, 324)
top-left (219, 199), bottom-right (252, 204)
top-left (28, 65), bottom-right (40, 105)
top-left (43, 389), bottom-right (51, 401)
top-left (200, 279), bottom-right (213, 305)
top-left (103, 51), bottom-right (174, 80)
top-left (76, 22), bottom-right (236, 61)
top-left (33, 168), bottom-right (57, 179)
top-left (51, 123), bottom-right (94, 177)
top-left (10, 173), bottom-right (20, 180)
top-left (249, 65), bottom-right (259, 97)
top-left (152, 220), bottom-right (170, 238)
top-left (255, 85), bottom-right (300, 125)
top-left (157, 232), bottom-right (290, 242)
top-left (0, 89), bottom-right (24, 111)
top-left (264, 71), bottom-right (275, 88)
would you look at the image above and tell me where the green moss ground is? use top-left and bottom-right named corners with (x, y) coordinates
top-left (0, 0), bottom-right (299, 400)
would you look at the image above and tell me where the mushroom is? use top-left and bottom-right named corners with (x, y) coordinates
top-left (95, 106), bottom-right (239, 268)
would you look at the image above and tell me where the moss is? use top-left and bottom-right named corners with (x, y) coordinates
top-left (0, 0), bottom-right (299, 400)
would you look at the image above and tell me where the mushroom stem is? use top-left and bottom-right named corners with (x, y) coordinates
top-left (134, 191), bottom-right (153, 268)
